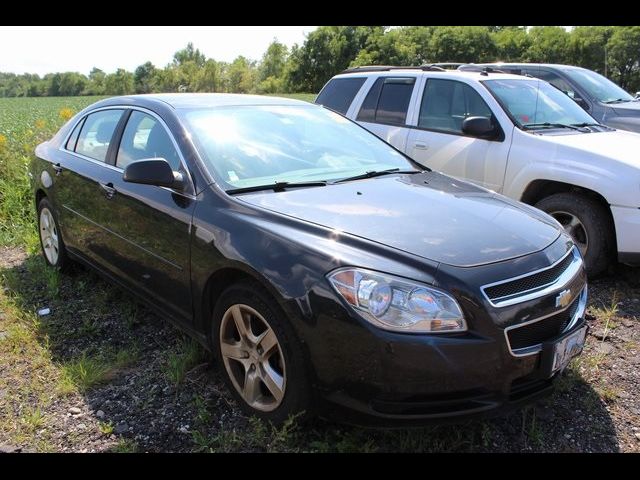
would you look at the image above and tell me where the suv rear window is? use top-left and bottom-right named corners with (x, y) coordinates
top-left (357, 77), bottom-right (415, 126)
top-left (315, 77), bottom-right (366, 115)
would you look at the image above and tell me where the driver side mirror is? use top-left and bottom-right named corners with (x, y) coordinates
top-left (123, 158), bottom-right (185, 190)
top-left (462, 116), bottom-right (498, 140)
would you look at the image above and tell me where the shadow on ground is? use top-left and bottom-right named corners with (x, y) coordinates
top-left (1, 249), bottom-right (632, 452)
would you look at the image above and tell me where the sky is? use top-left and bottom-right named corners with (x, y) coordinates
top-left (0, 26), bottom-right (318, 76)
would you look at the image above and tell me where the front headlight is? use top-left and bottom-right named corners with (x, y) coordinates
top-left (327, 267), bottom-right (466, 333)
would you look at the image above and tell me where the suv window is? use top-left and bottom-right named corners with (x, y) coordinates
top-left (418, 79), bottom-right (493, 134)
top-left (534, 70), bottom-right (580, 100)
top-left (117, 111), bottom-right (181, 170)
top-left (75, 109), bottom-right (124, 162)
top-left (357, 77), bottom-right (415, 126)
top-left (316, 77), bottom-right (366, 115)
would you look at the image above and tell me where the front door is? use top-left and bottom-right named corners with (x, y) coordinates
top-left (406, 78), bottom-right (512, 192)
top-left (105, 109), bottom-right (196, 321)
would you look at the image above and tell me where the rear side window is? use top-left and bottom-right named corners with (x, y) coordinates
top-left (75, 109), bottom-right (124, 162)
top-left (65, 117), bottom-right (85, 151)
top-left (357, 77), bottom-right (415, 126)
top-left (316, 77), bottom-right (366, 115)
top-left (418, 79), bottom-right (492, 134)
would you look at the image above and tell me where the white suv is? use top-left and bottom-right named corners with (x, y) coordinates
top-left (315, 66), bottom-right (640, 276)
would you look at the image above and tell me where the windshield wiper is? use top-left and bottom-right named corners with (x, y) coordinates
top-left (333, 168), bottom-right (422, 184)
top-left (226, 181), bottom-right (327, 195)
top-left (571, 122), bottom-right (613, 130)
top-left (522, 122), bottom-right (585, 131)
top-left (603, 98), bottom-right (632, 104)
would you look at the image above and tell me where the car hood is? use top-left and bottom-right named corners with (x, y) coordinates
top-left (538, 129), bottom-right (640, 168)
top-left (611, 101), bottom-right (640, 114)
top-left (236, 171), bottom-right (561, 267)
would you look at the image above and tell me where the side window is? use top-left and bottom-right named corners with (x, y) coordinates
top-left (356, 77), bottom-right (415, 126)
top-left (65, 117), bottom-right (85, 151)
top-left (418, 79), bottom-right (493, 134)
top-left (116, 111), bottom-right (181, 171)
top-left (535, 71), bottom-right (580, 99)
top-left (75, 110), bottom-right (124, 162)
top-left (315, 77), bottom-right (366, 115)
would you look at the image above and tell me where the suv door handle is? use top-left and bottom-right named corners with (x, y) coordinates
top-left (414, 142), bottom-right (428, 150)
top-left (53, 163), bottom-right (64, 175)
top-left (99, 182), bottom-right (116, 199)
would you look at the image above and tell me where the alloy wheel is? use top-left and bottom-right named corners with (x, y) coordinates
top-left (550, 210), bottom-right (588, 257)
top-left (39, 207), bottom-right (59, 265)
top-left (219, 303), bottom-right (286, 412)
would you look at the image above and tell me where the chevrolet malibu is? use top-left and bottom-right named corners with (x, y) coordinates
top-left (31, 94), bottom-right (588, 425)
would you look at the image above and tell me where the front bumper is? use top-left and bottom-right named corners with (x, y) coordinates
top-left (611, 205), bottom-right (640, 265)
top-left (302, 238), bottom-right (587, 425)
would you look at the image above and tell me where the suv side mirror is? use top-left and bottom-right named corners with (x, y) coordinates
top-left (573, 96), bottom-right (590, 111)
top-left (462, 117), bottom-right (498, 139)
top-left (123, 158), bottom-right (185, 190)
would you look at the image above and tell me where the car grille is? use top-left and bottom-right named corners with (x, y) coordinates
top-left (506, 292), bottom-right (582, 352)
top-left (484, 251), bottom-right (574, 301)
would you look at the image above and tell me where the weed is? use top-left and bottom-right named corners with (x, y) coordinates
top-left (21, 406), bottom-right (45, 432)
top-left (99, 421), bottom-right (114, 435)
top-left (61, 353), bottom-right (111, 391)
top-left (164, 337), bottom-right (205, 387)
top-left (111, 439), bottom-right (138, 453)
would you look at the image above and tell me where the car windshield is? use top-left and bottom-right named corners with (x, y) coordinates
top-left (563, 68), bottom-right (634, 104)
top-left (483, 78), bottom-right (596, 129)
top-left (180, 105), bottom-right (417, 190)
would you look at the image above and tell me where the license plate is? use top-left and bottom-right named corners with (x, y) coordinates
top-left (551, 325), bottom-right (588, 374)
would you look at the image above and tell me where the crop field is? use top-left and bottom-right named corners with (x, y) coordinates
top-left (0, 95), bottom-right (638, 453)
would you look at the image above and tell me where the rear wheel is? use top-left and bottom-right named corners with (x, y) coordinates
top-left (37, 197), bottom-right (70, 271)
top-left (535, 192), bottom-right (612, 277)
top-left (211, 281), bottom-right (312, 424)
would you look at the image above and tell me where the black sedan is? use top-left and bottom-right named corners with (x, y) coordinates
top-left (31, 94), bottom-right (588, 425)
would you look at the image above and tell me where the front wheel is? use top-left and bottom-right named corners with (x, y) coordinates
top-left (37, 197), bottom-right (70, 271)
top-left (535, 192), bottom-right (613, 277)
top-left (211, 281), bottom-right (312, 424)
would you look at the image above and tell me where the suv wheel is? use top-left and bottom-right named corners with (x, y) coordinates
top-left (535, 192), bottom-right (612, 277)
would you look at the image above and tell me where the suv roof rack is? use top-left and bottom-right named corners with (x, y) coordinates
top-left (456, 64), bottom-right (508, 75)
top-left (340, 64), bottom-right (446, 74)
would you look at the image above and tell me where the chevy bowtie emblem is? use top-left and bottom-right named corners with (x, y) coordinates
top-left (555, 289), bottom-right (572, 308)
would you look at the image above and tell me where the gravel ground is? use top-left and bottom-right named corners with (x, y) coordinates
top-left (0, 245), bottom-right (638, 452)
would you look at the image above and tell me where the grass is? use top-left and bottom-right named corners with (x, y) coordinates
top-left (164, 337), bottom-right (207, 387)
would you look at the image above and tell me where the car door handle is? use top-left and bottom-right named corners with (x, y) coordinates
top-left (414, 142), bottom-right (429, 150)
top-left (53, 163), bottom-right (64, 175)
top-left (99, 182), bottom-right (117, 199)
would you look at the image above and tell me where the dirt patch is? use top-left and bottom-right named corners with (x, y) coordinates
top-left (0, 245), bottom-right (638, 452)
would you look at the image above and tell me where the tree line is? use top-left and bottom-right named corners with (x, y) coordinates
top-left (2, 26), bottom-right (640, 98)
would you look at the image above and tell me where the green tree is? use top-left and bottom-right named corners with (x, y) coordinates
top-left (134, 61), bottom-right (157, 93)
top-left (568, 26), bottom-right (613, 74)
top-left (104, 68), bottom-right (135, 95)
top-left (86, 67), bottom-right (106, 95)
top-left (173, 42), bottom-right (206, 67)
top-left (606, 26), bottom-right (640, 91)
top-left (524, 26), bottom-right (571, 63)
top-left (227, 56), bottom-right (256, 93)
top-left (428, 26), bottom-right (497, 63)
top-left (257, 40), bottom-right (288, 93)
top-left (492, 27), bottom-right (530, 61)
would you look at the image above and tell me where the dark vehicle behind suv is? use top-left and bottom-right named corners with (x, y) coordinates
top-left (32, 94), bottom-right (588, 425)
top-left (459, 63), bottom-right (640, 133)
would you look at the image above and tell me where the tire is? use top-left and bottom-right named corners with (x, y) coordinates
top-left (211, 280), bottom-right (312, 425)
top-left (535, 192), bottom-right (612, 277)
top-left (37, 197), bottom-right (70, 271)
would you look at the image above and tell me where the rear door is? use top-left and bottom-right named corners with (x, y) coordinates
top-left (405, 78), bottom-right (512, 192)
top-left (353, 76), bottom-right (419, 151)
top-left (55, 108), bottom-right (126, 265)
top-left (315, 77), bottom-right (367, 116)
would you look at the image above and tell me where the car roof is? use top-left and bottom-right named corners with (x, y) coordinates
top-left (95, 93), bottom-right (310, 110)
top-left (333, 69), bottom-right (528, 82)
top-left (471, 62), bottom-right (584, 71)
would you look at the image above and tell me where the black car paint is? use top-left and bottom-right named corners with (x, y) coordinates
top-left (32, 95), bottom-right (586, 424)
